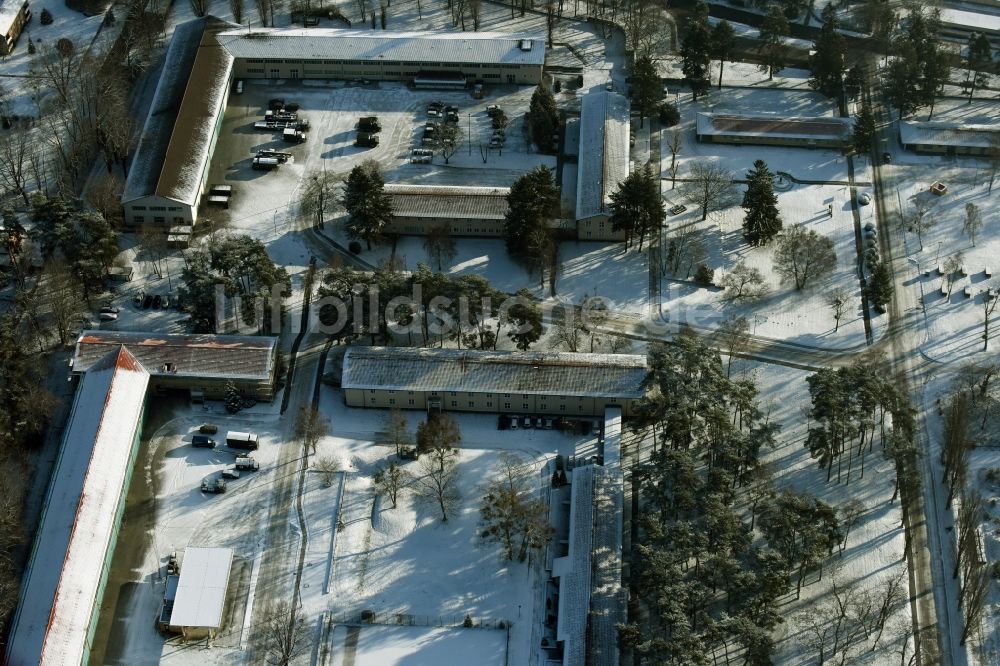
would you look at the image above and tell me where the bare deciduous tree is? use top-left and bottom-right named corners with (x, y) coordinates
top-left (423, 223), bottom-right (456, 272)
top-left (663, 225), bottom-right (706, 278)
top-left (263, 601), bottom-right (307, 665)
top-left (479, 453), bottom-right (552, 561)
top-left (295, 405), bottom-right (329, 454)
top-left (300, 172), bottom-right (338, 228)
top-left (720, 262), bottom-right (768, 302)
top-left (43, 261), bottom-right (86, 346)
top-left (963, 203), bottom-right (983, 246)
top-left (665, 128), bottom-right (682, 190)
top-left (438, 121), bottom-right (461, 164)
top-left (0, 123), bottom-right (32, 206)
top-left (717, 314), bottom-right (750, 377)
top-left (414, 452), bottom-right (460, 521)
top-left (960, 563), bottom-right (991, 644)
top-left (685, 162), bottom-right (734, 221)
top-left (827, 286), bottom-right (850, 332)
top-left (373, 459), bottom-right (410, 508)
top-left (551, 303), bottom-right (584, 352)
top-left (86, 172), bottom-right (125, 225)
top-left (314, 456), bottom-right (340, 487)
top-left (943, 252), bottom-right (964, 298)
top-left (383, 408), bottom-right (410, 457)
top-left (137, 226), bottom-right (168, 279)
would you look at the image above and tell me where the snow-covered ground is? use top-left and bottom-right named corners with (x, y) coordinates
top-left (297, 387), bottom-right (591, 665)
top-left (732, 358), bottom-right (913, 664)
top-left (326, 624), bottom-right (507, 666)
top-left (648, 86), bottom-right (878, 349)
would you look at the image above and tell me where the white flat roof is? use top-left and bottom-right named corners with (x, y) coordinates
top-left (576, 91), bottom-right (630, 222)
top-left (899, 120), bottom-right (1000, 149)
top-left (938, 7), bottom-right (1000, 34)
top-left (216, 29), bottom-right (546, 66)
top-left (170, 547), bottom-right (233, 629)
top-left (6, 348), bottom-right (149, 666)
top-left (0, 0), bottom-right (26, 35)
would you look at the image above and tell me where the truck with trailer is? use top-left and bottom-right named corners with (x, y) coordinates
top-left (226, 431), bottom-right (259, 450)
top-left (283, 128), bottom-right (306, 143)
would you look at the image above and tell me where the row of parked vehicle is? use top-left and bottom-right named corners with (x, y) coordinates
top-left (499, 415), bottom-right (555, 430)
top-left (133, 291), bottom-right (177, 310)
top-left (356, 116), bottom-right (381, 148)
top-left (485, 104), bottom-right (507, 149)
top-left (194, 425), bottom-right (261, 494)
top-left (253, 99), bottom-right (308, 170)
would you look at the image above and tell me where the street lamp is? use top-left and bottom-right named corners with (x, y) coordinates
top-left (468, 113), bottom-right (472, 156)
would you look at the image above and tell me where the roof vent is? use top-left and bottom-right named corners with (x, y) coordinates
top-left (519, 39), bottom-right (532, 51)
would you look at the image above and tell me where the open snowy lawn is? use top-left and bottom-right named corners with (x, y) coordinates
top-left (731, 359), bottom-right (912, 665)
top-left (327, 624), bottom-right (507, 666)
top-left (296, 388), bottom-right (591, 665)
top-left (660, 179), bottom-right (875, 348)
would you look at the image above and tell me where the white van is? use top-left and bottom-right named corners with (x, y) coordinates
top-left (226, 431), bottom-right (259, 450)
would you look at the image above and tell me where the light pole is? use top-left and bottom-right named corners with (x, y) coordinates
top-left (468, 113), bottom-right (472, 156)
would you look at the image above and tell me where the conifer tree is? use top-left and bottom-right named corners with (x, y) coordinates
top-left (852, 98), bottom-right (876, 155)
top-left (680, 2), bottom-right (712, 100)
top-left (757, 5), bottom-right (789, 81)
top-left (504, 166), bottom-right (560, 263)
top-left (742, 160), bottom-right (782, 246)
top-left (528, 84), bottom-right (558, 152)
top-left (709, 20), bottom-right (736, 89)
top-left (341, 160), bottom-right (393, 250)
top-left (809, 4), bottom-right (847, 98)
top-left (609, 165), bottom-right (665, 252)
top-left (630, 54), bottom-right (662, 128)
top-left (964, 32), bottom-right (993, 103)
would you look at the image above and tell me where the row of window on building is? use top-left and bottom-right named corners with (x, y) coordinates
top-left (131, 205), bottom-right (184, 212)
top-left (243, 58), bottom-right (528, 69)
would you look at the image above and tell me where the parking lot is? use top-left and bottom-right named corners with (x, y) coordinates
top-left (205, 79), bottom-right (557, 237)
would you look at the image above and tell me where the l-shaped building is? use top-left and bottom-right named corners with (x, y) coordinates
top-left (121, 17), bottom-right (545, 228)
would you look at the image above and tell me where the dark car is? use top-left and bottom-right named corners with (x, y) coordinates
top-left (142, 294), bottom-right (153, 309)
top-left (134, 291), bottom-right (145, 307)
top-left (199, 423), bottom-right (219, 434)
top-left (359, 116), bottom-right (381, 132)
top-left (221, 468), bottom-right (241, 480)
top-left (201, 478), bottom-right (227, 493)
top-left (882, 152), bottom-right (892, 165)
top-left (268, 98), bottom-right (285, 110)
top-left (284, 102), bottom-right (300, 113)
top-left (152, 294), bottom-right (162, 308)
top-left (192, 435), bottom-right (217, 448)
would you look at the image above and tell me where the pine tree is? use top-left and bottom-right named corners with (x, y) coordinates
top-left (709, 20), bottom-right (736, 89)
top-left (679, 2), bottom-right (712, 100)
top-left (504, 166), bottom-right (560, 263)
top-left (852, 98), bottom-right (876, 155)
top-left (609, 165), bottom-right (665, 251)
top-left (866, 261), bottom-right (893, 312)
top-left (809, 4), bottom-right (846, 98)
top-left (528, 84), bottom-right (558, 152)
top-left (965, 32), bottom-right (993, 103)
top-left (40, 7), bottom-right (53, 24)
top-left (341, 160), bottom-right (393, 250)
top-left (757, 5), bottom-right (789, 81)
top-left (742, 160), bottom-right (782, 246)
top-left (630, 54), bottom-right (662, 128)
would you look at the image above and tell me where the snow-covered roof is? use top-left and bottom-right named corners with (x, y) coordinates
top-left (696, 112), bottom-right (852, 142)
top-left (170, 547), bottom-right (233, 629)
top-left (899, 120), bottom-right (1000, 149)
top-left (557, 465), bottom-right (594, 666)
top-left (72, 330), bottom-right (278, 381)
top-left (603, 406), bottom-right (621, 469)
top-left (576, 91), bottom-right (630, 222)
top-left (938, 7), bottom-right (1000, 35)
top-left (343, 347), bottom-right (647, 399)
top-left (0, 0), bottom-right (27, 36)
top-left (385, 184), bottom-right (510, 220)
top-left (215, 29), bottom-right (546, 66)
top-left (122, 16), bottom-right (236, 207)
top-left (6, 348), bottom-right (149, 666)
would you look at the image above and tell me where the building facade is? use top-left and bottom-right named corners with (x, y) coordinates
top-left (71, 331), bottom-right (280, 402)
top-left (0, 0), bottom-right (30, 56)
top-left (342, 347), bottom-right (646, 417)
top-left (695, 112), bottom-right (853, 149)
top-left (384, 184), bottom-right (510, 237)
top-left (899, 120), bottom-right (1000, 156)
top-left (222, 29), bottom-right (545, 85)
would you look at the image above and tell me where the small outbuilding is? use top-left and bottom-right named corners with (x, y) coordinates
top-left (168, 547), bottom-right (234, 639)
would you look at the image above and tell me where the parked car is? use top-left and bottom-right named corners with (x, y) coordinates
top-left (152, 294), bottom-right (162, 308)
top-left (252, 156), bottom-right (281, 170)
top-left (427, 107), bottom-right (441, 118)
top-left (881, 152), bottom-right (891, 164)
top-left (142, 294), bottom-right (153, 309)
top-left (485, 104), bottom-right (501, 117)
top-left (543, 418), bottom-right (554, 429)
top-left (857, 192), bottom-right (872, 206)
top-left (221, 468), bottom-right (241, 480)
top-left (101, 305), bottom-right (120, 314)
top-left (235, 79), bottom-right (244, 94)
top-left (99, 312), bottom-right (118, 321)
top-left (510, 416), bottom-right (518, 431)
top-left (521, 416), bottom-right (531, 429)
top-left (192, 435), bottom-right (217, 448)
top-left (201, 478), bottom-right (227, 494)
top-left (199, 423), bottom-right (219, 434)
top-left (356, 132), bottom-right (380, 148)
top-left (134, 292), bottom-right (145, 307)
